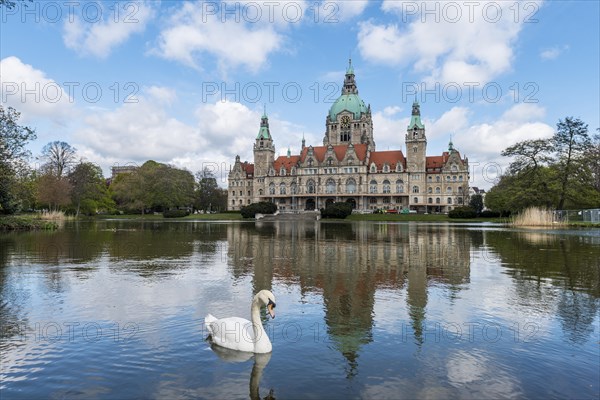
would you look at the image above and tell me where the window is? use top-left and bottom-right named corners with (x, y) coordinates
top-left (453, 176), bottom-right (457, 182)
top-left (435, 187), bottom-right (441, 194)
top-left (413, 147), bottom-right (418, 153)
top-left (307, 179), bottom-right (315, 194)
top-left (326, 179), bottom-right (336, 194)
top-left (396, 163), bottom-right (403, 172)
top-left (436, 176), bottom-right (440, 182)
top-left (451, 165), bottom-right (458, 172)
top-left (458, 187), bottom-right (463, 193)
top-left (279, 183), bottom-right (286, 195)
top-left (346, 178), bottom-right (357, 194)
top-left (459, 175), bottom-right (463, 182)
top-left (347, 157), bottom-right (354, 165)
top-left (396, 180), bottom-right (404, 193)
top-left (370, 164), bottom-right (377, 173)
top-left (247, 199), bottom-right (251, 204)
top-left (280, 167), bottom-right (286, 176)
top-left (413, 197), bottom-right (418, 203)
top-left (291, 167), bottom-right (296, 175)
top-left (327, 157), bottom-right (334, 166)
top-left (269, 183), bottom-right (275, 195)
top-left (447, 197), bottom-right (452, 204)
top-left (232, 199), bottom-right (235, 205)
top-left (458, 197), bottom-right (464, 205)
top-left (291, 182), bottom-right (297, 194)
top-left (428, 187), bottom-right (432, 194)
top-left (369, 179), bottom-right (378, 193)
top-left (428, 176), bottom-right (432, 182)
top-left (428, 197), bottom-right (432, 204)
top-left (383, 164), bottom-right (390, 173)
top-left (259, 189), bottom-right (264, 196)
top-left (239, 191), bottom-right (243, 196)
top-left (436, 198), bottom-right (440, 204)
top-left (412, 186), bottom-right (419, 193)
top-left (248, 191), bottom-right (251, 196)
top-left (308, 158), bottom-right (314, 167)
top-left (383, 180), bottom-right (391, 194)
top-left (447, 187), bottom-right (452, 193)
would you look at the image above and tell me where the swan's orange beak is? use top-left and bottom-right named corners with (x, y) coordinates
top-left (267, 303), bottom-right (275, 319)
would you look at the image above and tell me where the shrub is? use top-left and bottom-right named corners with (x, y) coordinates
top-left (240, 202), bottom-right (277, 218)
top-left (448, 206), bottom-right (477, 219)
top-left (163, 209), bottom-right (190, 218)
top-left (321, 202), bottom-right (353, 219)
top-left (479, 210), bottom-right (501, 218)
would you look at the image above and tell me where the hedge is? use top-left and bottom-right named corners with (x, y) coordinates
top-left (163, 209), bottom-right (190, 218)
top-left (240, 202), bottom-right (277, 218)
top-left (321, 202), bottom-right (353, 219)
top-left (448, 206), bottom-right (477, 219)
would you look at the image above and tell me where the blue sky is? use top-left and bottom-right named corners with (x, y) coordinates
top-left (1, 0), bottom-right (598, 188)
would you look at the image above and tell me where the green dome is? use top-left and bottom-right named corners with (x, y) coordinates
top-left (328, 93), bottom-right (368, 121)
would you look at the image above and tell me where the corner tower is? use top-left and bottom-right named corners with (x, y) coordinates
top-left (253, 109), bottom-right (275, 177)
top-left (323, 59), bottom-right (375, 151)
top-left (405, 100), bottom-right (427, 172)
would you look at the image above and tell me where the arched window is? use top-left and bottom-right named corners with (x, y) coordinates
top-left (291, 167), bottom-right (296, 175)
top-left (428, 176), bottom-right (432, 182)
top-left (280, 167), bottom-right (286, 176)
top-left (428, 187), bottom-right (432, 194)
top-left (279, 183), bottom-right (286, 195)
top-left (396, 179), bottom-right (404, 193)
top-left (347, 157), bottom-right (354, 165)
top-left (435, 187), bottom-right (441, 194)
top-left (458, 197), bottom-right (464, 205)
top-left (428, 197), bottom-right (432, 204)
top-left (459, 175), bottom-right (463, 182)
top-left (259, 189), bottom-right (264, 196)
top-left (370, 164), bottom-right (377, 173)
top-left (451, 165), bottom-right (458, 172)
top-left (232, 199), bottom-right (235, 205)
top-left (327, 157), bottom-right (334, 166)
top-left (269, 183), bottom-right (275, 195)
top-left (447, 187), bottom-right (452, 193)
top-left (308, 158), bottom-right (314, 167)
top-left (291, 182), bottom-right (297, 194)
top-left (396, 163), bottom-right (403, 172)
top-left (247, 191), bottom-right (251, 196)
top-left (383, 164), bottom-right (390, 173)
top-left (326, 179), bottom-right (336, 194)
top-left (447, 197), bottom-right (452, 204)
top-left (383, 180), bottom-right (391, 194)
top-left (346, 178), bottom-right (357, 194)
top-left (413, 197), bottom-right (418, 203)
top-left (239, 191), bottom-right (243, 196)
top-left (453, 176), bottom-right (457, 182)
top-left (412, 185), bottom-right (419, 194)
top-left (436, 197), bottom-right (440, 204)
top-left (436, 176), bottom-right (440, 182)
top-left (369, 179), bottom-right (378, 194)
top-left (307, 179), bottom-right (315, 194)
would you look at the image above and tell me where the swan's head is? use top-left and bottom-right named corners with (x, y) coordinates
top-left (255, 290), bottom-right (276, 319)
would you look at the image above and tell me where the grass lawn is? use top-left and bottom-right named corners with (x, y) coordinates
top-left (346, 213), bottom-right (508, 223)
top-left (0, 215), bottom-right (59, 231)
top-left (94, 213), bottom-right (243, 221)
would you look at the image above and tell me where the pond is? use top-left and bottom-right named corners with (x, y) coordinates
top-left (1, 220), bottom-right (599, 399)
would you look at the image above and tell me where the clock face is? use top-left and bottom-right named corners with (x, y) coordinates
top-left (340, 115), bottom-right (351, 129)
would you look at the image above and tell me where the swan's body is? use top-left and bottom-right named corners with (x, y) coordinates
top-left (205, 290), bottom-right (276, 354)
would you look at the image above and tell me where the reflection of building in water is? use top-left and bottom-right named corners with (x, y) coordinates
top-left (227, 222), bottom-right (471, 363)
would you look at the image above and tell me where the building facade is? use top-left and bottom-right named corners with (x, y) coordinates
top-left (228, 61), bottom-right (470, 213)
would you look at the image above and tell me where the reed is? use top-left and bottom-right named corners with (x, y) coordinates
top-left (511, 207), bottom-right (561, 227)
top-left (39, 210), bottom-right (74, 221)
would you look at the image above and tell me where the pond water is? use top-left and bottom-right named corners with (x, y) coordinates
top-left (1, 220), bottom-right (599, 399)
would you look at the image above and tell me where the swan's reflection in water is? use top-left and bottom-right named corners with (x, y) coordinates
top-left (209, 344), bottom-right (275, 400)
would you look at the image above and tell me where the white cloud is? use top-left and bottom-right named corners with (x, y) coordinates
top-left (146, 86), bottom-right (177, 105)
top-left (62, 2), bottom-right (154, 58)
top-left (153, 2), bottom-right (286, 74)
top-left (0, 56), bottom-right (74, 123)
top-left (358, 1), bottom-right (544, 85)
top-left (540, 45), bottom-right (569, 60)
top-left (335, 0), bottom-right (369, 20)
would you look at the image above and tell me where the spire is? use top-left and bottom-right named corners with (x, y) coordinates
top-left (301, 133), bottom-right (306, 149)
top-left (287, 147), bottom-right (291, 158)
top-left (256, 107), bottom-right (271, 139)
top-left (448, 135), bottom-right (455, 152)
top-left (408, 100), bottom-right (424, 130)
top-left (342, 59), bottom-right (358, 95)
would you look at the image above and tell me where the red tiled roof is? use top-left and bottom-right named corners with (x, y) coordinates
top-left (426, 151), bottom-right (465, 172)
top-left (299, 144), bottom-right (368, 163)
top-left (273, 155), bottom-right (300, 174)
top-left (241, 162), bottom-right (254, 176)
top-left (368, 150), bottom-right (406, 170)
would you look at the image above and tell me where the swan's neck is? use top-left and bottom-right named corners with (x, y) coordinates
top-left (250, 299), bottom-right (270, 351)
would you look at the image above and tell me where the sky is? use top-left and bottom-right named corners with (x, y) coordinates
top-left (1, 0), bottom-right (598, 189)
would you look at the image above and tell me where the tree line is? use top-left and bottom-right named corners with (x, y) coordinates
top-left (0, 106), bottom-right (227, 216)
top-left (485, 117), bottom-right (600, 213)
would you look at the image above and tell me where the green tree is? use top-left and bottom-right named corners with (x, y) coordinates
top-left (69, 162), bottom-right (112, 216)
top-left (553, 117), bottom-right (591, 210)
top-left (111, 161), bottom-right (194, 214)
top-left (0, 106), bottom-right (36, 214)
top-left (501, 138), bottom-right (552, 174)
top-left (469, 194), bottom-right (484, 214)
top-left (194, 167), bottom-right (226, 212)
top-left (585, 130), bottom-right (600, 192)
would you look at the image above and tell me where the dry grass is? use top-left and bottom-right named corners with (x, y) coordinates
top-left (512, 207), bottom-right (563, 227)
top-left (39, 210), bottom-right (74, 221)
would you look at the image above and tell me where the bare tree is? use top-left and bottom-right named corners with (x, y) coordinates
top-left (40, 141), bottom-right (77, 177)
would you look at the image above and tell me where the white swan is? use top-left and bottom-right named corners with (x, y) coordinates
top-left (205, 290), bottom-right (276, 354)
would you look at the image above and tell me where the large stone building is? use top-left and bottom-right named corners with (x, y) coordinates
top-left (228, 61), bottom-right (470, 213)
